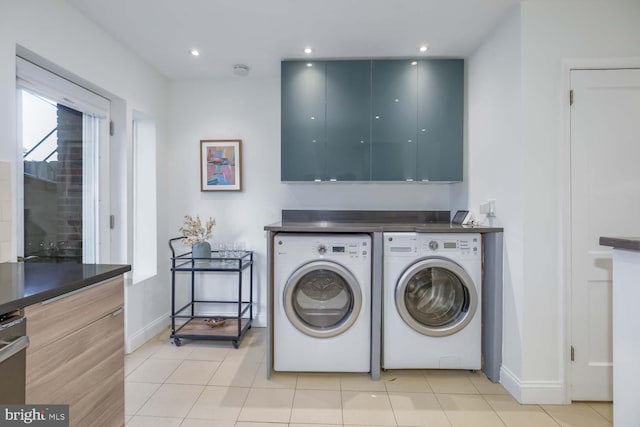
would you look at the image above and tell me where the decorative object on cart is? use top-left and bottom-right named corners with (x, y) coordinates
top-left (168, 237), bottom-right (254, 348)
top-left (200, 139), bottom-right (242, 192)
top-left (204, 317), bottom-right (226, 328)
top-left (179, 214), bottom-right (215, 259)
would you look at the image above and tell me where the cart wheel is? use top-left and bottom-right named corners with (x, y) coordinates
top-left (173, 338), bottom-right (182, 347)
top-left (232, 340), bottom-right (239, 349)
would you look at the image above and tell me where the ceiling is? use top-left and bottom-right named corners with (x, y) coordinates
top-left (66, 0), bottom-right (519, 80)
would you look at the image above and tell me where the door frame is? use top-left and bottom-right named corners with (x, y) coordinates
top-left (560, 57), bottom-right (640, 404)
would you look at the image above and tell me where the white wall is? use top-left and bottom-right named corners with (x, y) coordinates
top-left (161, 77), bottom-right (451, 326)
top-left (518, 0), bottom-right (640, 402)
top-left (463, 0), bottom-right (640, 403)
top-left (0, 162), bottom-right (12, 262)
top-left (459, 4), bottom-right (525, 395)
top-left (0, 0), bottom-right (168, 351)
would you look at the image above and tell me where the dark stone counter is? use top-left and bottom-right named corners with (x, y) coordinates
top-left (265, 209), bottom-right (502, 233)
top-left (0, 263), bottom-right (131, 315)
top-left (600, 237), bottom-right (640, 252)
top-left (264, 221), bottom-right (503, 233)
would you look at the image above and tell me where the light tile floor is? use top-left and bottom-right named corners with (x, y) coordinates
top-left (125, 327), bottom-right (613, 427)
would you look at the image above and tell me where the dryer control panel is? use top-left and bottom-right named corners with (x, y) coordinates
top-left (384, 232), bottom-right (481, 258)
top-left (421, 236), bottom-right (479, 256)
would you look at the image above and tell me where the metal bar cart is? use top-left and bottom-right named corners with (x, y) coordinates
top-left (169, 237), bottom-right (253, 348)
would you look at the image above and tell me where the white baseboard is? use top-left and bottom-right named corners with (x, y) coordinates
top-left (126, 312), bottom-right (170, 354)
top-left (500, 366), bottom-right (523, 401)
top-left (253, 313), bottom-right (267, 327)
top-left (500, 366), bottom-right (566, 404)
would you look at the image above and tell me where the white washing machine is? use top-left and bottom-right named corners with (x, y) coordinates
top-left (274, 233), bottom-right (371, 372)
top-left (383, 232), bottom-right (482, 369)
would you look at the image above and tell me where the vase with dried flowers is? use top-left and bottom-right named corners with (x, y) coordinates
top-left (180, 214), bottom-right (215, 259)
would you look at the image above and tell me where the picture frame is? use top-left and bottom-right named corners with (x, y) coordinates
top-left (200, 139), bottom-right (242, 192)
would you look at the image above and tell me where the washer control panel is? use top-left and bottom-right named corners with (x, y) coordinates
top-left (312, 240), bottom-right (368, 258)
top-left (276, 234), bottom-right (370, 259)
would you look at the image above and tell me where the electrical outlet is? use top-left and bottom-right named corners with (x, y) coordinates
top-left (479, 200), bottom-right (496, 217)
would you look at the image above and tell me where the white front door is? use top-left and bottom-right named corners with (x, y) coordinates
top-left (570, 68), bottom-right (640, 401)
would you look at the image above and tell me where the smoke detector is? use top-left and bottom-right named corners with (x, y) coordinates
top-left (233, 64), bottom-right (249, 76)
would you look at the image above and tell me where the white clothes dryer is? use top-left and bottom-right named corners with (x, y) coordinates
top-left (383, 232), bottom-right (482, 370)
top-left (274, 233), bottom-right (371, 372)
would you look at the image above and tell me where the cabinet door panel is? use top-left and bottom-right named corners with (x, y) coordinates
top-left (26, 307), bottom-right (124, 426)
top-left (326, 61), bottom-right (371, 181)
top-left (371, 60), bottom-right (418, 181)
top-left (281, 61), bottom-right (326, 181)
top-left (25, 276), bottom-right (124, 352)
top-left (417, 59), bottom-right (464, 181)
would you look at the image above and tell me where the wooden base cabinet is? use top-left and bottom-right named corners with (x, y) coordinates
top-left (25, 276), bottom-right (125, 427)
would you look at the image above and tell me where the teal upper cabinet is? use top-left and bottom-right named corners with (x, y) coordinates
top-left (281, 59), bottom-right (463, 182)
top-left (417, 59), bottom-right (464, 182)
top-left (326, 61), bottom-right (371, 181)
top-left (371, 60), bottom-right (418, 181)
top-left (281, 61), bottom-right (326, 181)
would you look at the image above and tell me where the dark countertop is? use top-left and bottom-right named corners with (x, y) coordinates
top-left (600, 237), bottom-right (640, 252)
top-left (265, 210), bottom-right (503, 233)
top-left (0, 263), bottom-right (131, 315)
top-left (264, 221), bottom-right (503, 233)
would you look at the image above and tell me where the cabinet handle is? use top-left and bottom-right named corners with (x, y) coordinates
top-left (405, 179), bottom-right (414, 182)
top-left (41, 278), bottom-right (115, 305)
top-left (0, 336), bottom-right (30, 364)
top-left (329, 179), bottom-right (337, 182)
top-left (0, 316), bottom-right (25, 331)
top-left (111, 308), bottom-right (124, 317)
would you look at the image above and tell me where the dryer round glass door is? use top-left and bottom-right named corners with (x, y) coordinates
top-left (396, 257), bottom-right (477, 337)
top-left (284, 260), bottom-right (362, 338)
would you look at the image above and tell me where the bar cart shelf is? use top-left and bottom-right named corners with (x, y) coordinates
top-left (169, 238), bottom-right (253, 349)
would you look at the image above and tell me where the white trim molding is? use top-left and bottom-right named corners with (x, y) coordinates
top-left (126, 312), bottom-right (170, 354)
top-left (501, 366), bottom-right (565, 404)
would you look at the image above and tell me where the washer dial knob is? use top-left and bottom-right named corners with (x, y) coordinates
top-left (318, 244), bottom-right (327, 254)
top-left (429, 240), bottom-right (439, 250)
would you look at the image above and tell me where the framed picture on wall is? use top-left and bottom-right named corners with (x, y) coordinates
top-left (200, 139), bottom-right (242, 192)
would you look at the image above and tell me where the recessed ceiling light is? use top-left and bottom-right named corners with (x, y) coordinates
top-left (190, 49), bottom-right (200, 57)
top-left (419, 45), bottom-right (428, 53)
top-left (304, 47), bottom-right (312, 54)
top-left (306, 63), bottom-right (313, 67)
top-left (411, 61), bottom-right (417, 66)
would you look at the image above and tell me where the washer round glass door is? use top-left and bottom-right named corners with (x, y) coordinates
top-left (396, 257), bottom-right (477, 337)
top-left (284, 260), bottom-right (362, 338)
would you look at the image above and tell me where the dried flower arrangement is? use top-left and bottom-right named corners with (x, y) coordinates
top-left (179, 214), bottom-right (215, 246)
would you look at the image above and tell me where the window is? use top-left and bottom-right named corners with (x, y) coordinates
top-left (132, 112), bottom-right (157, 281)
top-left (17, 57), bottom-right (110, 263)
